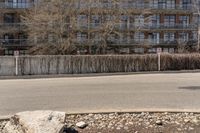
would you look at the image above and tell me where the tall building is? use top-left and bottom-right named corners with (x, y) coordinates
top-left (0, 0), bottom-right (198, 55)
top-left (0, 0), bottom-right (34, 55)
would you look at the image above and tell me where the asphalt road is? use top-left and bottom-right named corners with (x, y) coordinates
top-left (1, 73), bottom-right (200, 116)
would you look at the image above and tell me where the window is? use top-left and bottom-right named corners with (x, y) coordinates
top-left (192, 31), bottom-right (198, 40)
top-left (164, 32), bottom-right (175, 41)
top-left (151, 0), bottom-right (158, 8)
top-left (134, 0), bottom-right (144, 8)
top-left (78, 0), bottom-right (87, 9)
top-left (91, 15), bottom-right (101, 28)
top-left (134, 15), bottom-right (144, 27)
top-left (6, 0), bottom-right (30, 8)
top-left (120, 15), bottom-right (129, 29)
top-left (134, 32), bottom-right (144, 42)
top-left (77, 15), bottom-right (88, 28)
top-left (103, 15), bottom-right (114, 22)
top-left (3, 34), bottom-right (14, 44)
top-left (102, 0), bottom-right (113, 8)
top-left (164, 15), bottom-right (175, 27)
top-left (179, 16), bottom-right (189, 27)
top-left (4, 13), bottom-right (15, 23)
top-left (179, 32), bottom-right (189, 42)
top-left (158, 0), bottom-right (166, 9)
top-left (149, 33), bottom-right (160, 44)
top-left (134, 48), bottom-right (144, 53)
top-left (151, 0), bottom-right (175, 9)
top-left (107, 34), bottom-right (119, 44)
top-left (77, 32), bottom-right (87, 42)
top-left (150, 15), bottom-right (160, 27)
top-left (181, 0), bottom-right (191, 10)
top-left (4, 50), bottom-right (14, 55)
top-left (166, 0), bottom-right (175, 9)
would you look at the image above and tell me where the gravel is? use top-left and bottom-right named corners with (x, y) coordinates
top-left (0, 121), bottom-right (7, 131)
top-left (65, 112), bottom-right (200, 133)
top-left (1, 112), bottom-right (200, 133)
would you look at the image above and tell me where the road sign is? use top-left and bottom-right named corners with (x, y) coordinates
top-left (157, 48), bottom-right (162, 53)
top-left (14, 50), bottom-right (20, 56)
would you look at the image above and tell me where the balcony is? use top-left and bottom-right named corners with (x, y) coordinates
top-left (72, 38), bottom-right (198, 46)
top-left (0, 2), bottom-right (34, 9)
top-left (75, 23), bottom-right (197, 31)
top-left (75, 2), bottom-right (193, 11)
top-left (0, 39), bottom-right (29, 47)
top-left (132, 24), bottom-right (197, 30)
top-left (108, 39), bottom-right (198, 46)
top-left (0, 1), bottom-right (192, 11)
top-left (0, 23), bottom-right (26, 31)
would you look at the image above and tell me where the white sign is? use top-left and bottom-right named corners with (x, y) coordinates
top-left (14, 50), bottom-right (20, 56)
top-left (157, 48), bottom-right (162, 53)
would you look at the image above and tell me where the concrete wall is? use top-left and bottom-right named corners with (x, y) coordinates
top-left (0, 55), bottom-right (158, 76)
top-left (0, 56), bottom-right (16, 76)
top-left (0, 54), bottom-right (200, 76)
top-left (18, 55), bottom-right (158, 75)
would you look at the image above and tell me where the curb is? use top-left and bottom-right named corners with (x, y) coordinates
top-left (0, 116), bottom-right (11, 122)
top-left (0, 70), bottom-right (200, 80)
top-left (65, 109), bottom-right (200, 115)
top-left (1, 109), bottom-right (200, 121)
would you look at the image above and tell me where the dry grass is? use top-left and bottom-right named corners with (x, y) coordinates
top-left (16, 54), bottom-right (200, 75)
top-left (18, 55), bottom-right (158, 75)
top-left (161, 54), bottom-right (200, 71)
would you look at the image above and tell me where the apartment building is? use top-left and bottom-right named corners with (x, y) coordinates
top-left (0, 0), bottom-right (34, 55)
top-left (0, 0), bottom-right (198, 55)
top-left (74, 0), bottom-right (197, 54)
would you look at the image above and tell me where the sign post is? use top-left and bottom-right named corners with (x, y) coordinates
top-left (14, 51), bottom-right (19, 76)
top-left (157, 48), bottom-right (162, 71)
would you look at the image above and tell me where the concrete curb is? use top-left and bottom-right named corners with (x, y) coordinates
top-left (65, 109), bottom-right (200, 115)
top-left (2, 109), bottom-right (200, 121)
top-left (0, 70), bottom-right (200, 80)
top-left (0, 115), bottom-right (11, 122)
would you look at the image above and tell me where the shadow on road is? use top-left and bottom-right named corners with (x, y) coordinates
top-left (179, 86), bottom-right (200, 90)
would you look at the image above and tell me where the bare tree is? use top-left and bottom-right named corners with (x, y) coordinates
top-left (193, 0), bottom-right (200, 52)
top-left (23, 0), bottom-right (151, 55)
top-left (22, 0), bottom-right (77, 55)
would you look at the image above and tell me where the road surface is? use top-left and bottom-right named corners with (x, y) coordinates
top-left (1, 73), bottom-right (200, 116)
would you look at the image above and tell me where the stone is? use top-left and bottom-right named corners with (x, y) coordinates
top-left (156, 120), bottom-right (163, 126)
top-left (189, 127), bottom-right (194, 131)
top-left (128, 122), bottom-right (134, 125)
top-left (116, 127), bottom-right (121, 130)
top-left (139, 119), bottom-right (143, 122)
top-left (124, 126), bottom-right (129, 130)
top-left (184, 119), bottom-right (190, 123)
top-left (88, 114), bottom-right (94, 117)
top-left (192, 118), bottom-right (200, 125)
top-left (76, 121), bottom-right (88, 129)
top-left (177, 128), bottom-right (182, 131)
top-left (146, 122), bottom-right (150, 125)
top-left (3, 110), bottom-right (66, 133)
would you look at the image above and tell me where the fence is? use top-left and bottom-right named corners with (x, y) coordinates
top-left (0, 54), bottom-right (200, 76)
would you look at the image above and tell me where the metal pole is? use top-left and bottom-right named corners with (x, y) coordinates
top-left (198, 27), bottom-right (200, 52)
top-left (15, 56), bottom-right (19, 76)
top-left (158, 53), bottom-right (161, 71)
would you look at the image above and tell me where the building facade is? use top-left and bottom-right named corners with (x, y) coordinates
top-left (0, 0), bottom-right (34, 55)
top-left (0, 0), bottom-right (199, 55)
